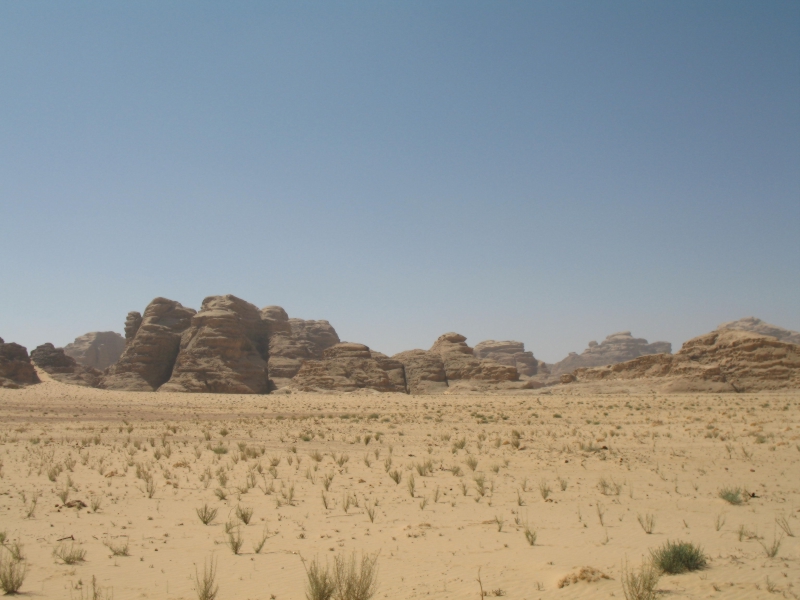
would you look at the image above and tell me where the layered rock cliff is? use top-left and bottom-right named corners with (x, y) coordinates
top-left (63, 331), bottom-right (125, 370)
top-left (31, 343), bottom-right (102, 387)
top-left (550, 331), bottom-right (671, 375)
top-left (0, 337), bottom-right (40, 388)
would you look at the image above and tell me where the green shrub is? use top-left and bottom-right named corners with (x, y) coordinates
top-left (651, 540), bottom-right (707, 574)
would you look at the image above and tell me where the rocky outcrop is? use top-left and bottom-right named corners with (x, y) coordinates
top-left (550, 332), bottom-right (671, 375)
top-left (63, 331), bottom-right (126, 370)
top-left (265, 307), bottom-right (340, 389)
top-left (429, 333), bottom-right (518, 382)
top-left (159, 295), bottom-right (270, 394)
top-left (570, 329), bottom-right (800, 392)
top-left (392, 349), bottom-right (448, 394)
top-left (124, 312), bottom-right (143, 343)
top-left (473, 340), bottom-right (538, 376)
top-left (717, 317), bottom-right (800, 345)
top-left (101, 298), bottom-right (196, 391)
top-left (290, 342), bottom-right (407, 393)
top-left (31, 343), bottom-right (102, 387)
top-left (0, 338), bottom-right (40, 388)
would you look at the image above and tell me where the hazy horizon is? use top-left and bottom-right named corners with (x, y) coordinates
top-left (2, 2), bottom-right (798, 364)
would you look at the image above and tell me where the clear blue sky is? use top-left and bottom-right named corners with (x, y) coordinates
top-left (1, 1), bottom-right (798, 362)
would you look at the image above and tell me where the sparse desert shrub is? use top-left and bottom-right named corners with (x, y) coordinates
top-left (304, 556), bottom-right (336, 600)
top-left (651, 540), bottom-right (707, 574)
top-left (235, 505), bottom-right (254, 525)
top-left (538, 480), bottom-right (551, 500)
top-left (718, 486), bottom-right (744, 505)
top-left (464, 455), bottom-right (478, 471)
top-left (0, 552), bottom-right (27, 594)
top-left (196, 504), bottom-right (218, 525)
top-left (637, 513), bottom-right (655, 534)
top-left (558, 566), bottom-right (610, 588)
top-left (103, 537), bottom-right (130, 556)
top-left (194, 557), bottom-right (219, 600)
top-left (523, 523), bottom-right (537, 546)
top-left (226, 528), bottom-right (244, 555)
top-left (760, 534), bottom-right (783, 558)
top-left (333, 551), bottom-right (379, 600)
top-left (621, 560), bottom-right (659, 600)
top-left (775, 515), bottom-right (794, 537)
top-left (53, 541), bottom-right (87, 564)
top-left (388, 469), bottom-right (401, 485)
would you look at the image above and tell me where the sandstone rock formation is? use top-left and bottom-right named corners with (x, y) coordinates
top-left (717, 317), bottom-right (800, 345)
top-left (570, 329), bottom-right (800, 392)
top-left (550, 331), bottom-right (671, 375)
top-left (392, 349), bottom-right (448, 394)
top-left (101, 298), bottom-right (196, 391)
top-left (63, 331), bottom-right (126, 370)
top-left (0, 337), bottom-right (40, 388)
top-left (290, 342), bottom-right (407, 393)
top-left (160, 295), bottom-right (270, 394)
top-left (264, 307), bottom-right (340, 389)
top-left (124, 312), bottom-right (143, 343)
top-left (31, 343), bottom-right (102, 387)
top-left (473, 340), bottom-right (538, 376)
top-left (430, 333), bottom-right (519, 382)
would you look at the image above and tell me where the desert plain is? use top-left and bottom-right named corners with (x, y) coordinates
top-left (0, 373), bottom-right (798, 600)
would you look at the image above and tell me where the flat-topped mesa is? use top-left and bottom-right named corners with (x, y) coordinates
top-left (265, 306), bottom-right (340, 390)
top-left (473, 340), bottom-right (538, 377)
top-left (550, 331), bottom-right (671, 375)
top-left (290, 342), bottom-right (408, 393)
top-left (101, 297), bottom-right (196, 391)
top-left (159, 295), bottom-right (270, 394)
top-left (63, 331), bottom-right (126, 370)
top-left (0, 338), bottom-right (40, 388)
top-left (717, 316), bottom-right (800, 345)
top-left (31, 343), bottom-right (101, 387)
top-left (392, 349), bottom-right (448, 394)
top-left (569, 329), bottom-right (800, 392)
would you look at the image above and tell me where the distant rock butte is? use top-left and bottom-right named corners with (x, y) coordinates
top-left (717, 317), bottom-right (800, 345)
top-left (101, 298), bottom-right (196, 391)
top-left (31, 343), bottom-right (102, 387)
top-left (550, 331), bottom-right (671, 375)
top-left (0, 337), bottom-right (40, 388)
top-left (159, 295), bottom-right (270, 394)
top-left (290, 342), bottom-right (407, 393)
top-left (429, 333), bottom-right (519, 383)
top-left (63, 331), bottom-right (125, 370)
top-left (392, 349), bottom-right (447, 394)
top-left (570, 329), bottom-right (800, 392)
top-left (473, 340), bottom-right (538, 377)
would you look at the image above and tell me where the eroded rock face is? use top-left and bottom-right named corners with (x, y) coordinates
top-left (265, 307), bottom-right (340, 389)
top-left (63, 332), bottom-right (126, 370)
top-left (571, 329), bottom-right (800, 392)
top-left (392, 349), bottom-right (448, 394)
top-left (550, 332), bottom-right (671, 375)
top-left (717, 317), bottom-right (800, 345)
top-left (473, 340), bottom-right (538, 377)
top-left (0, 339), bottom-right (40, 388)
top-left (101, 298), bottom-right (196, 391)
top-left (31, 343), bottom-right (101, 387)
top-left (160, 295), bottom-right (270, 394)
top-left (124, 312), bottom-right (143, 343)
top-left (290, 342), bottom-right (407, 393)
top-left (429, 333), bottom-right (518, 382)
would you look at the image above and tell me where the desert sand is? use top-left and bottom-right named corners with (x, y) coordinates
top-left (0, 372), bottom-right (797, 599)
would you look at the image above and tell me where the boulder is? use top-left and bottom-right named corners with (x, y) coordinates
top-left (717, 317), bottom-right (800, 345)
top-left (571, 329), bottom-right (800, 392)
top-left (265, 307), bottom-right (340, 389)
top-left (0, 339), bottom-right (40, 388)
top-left (550, 331), bottom-right (671, 375)
top-left (160, 295), bottom-right (270, 394)
top-left (290, 342), bottom-right (407, 393)
top-left (473, 340), bottom-right (538, 376)
top-left (31, 343), bottom-right (102, 387)
top-left (101, 298), bottom-right (196, 391)
top-left (63, 331), bottom-right (126, 370)
top-left (392, 349), bottom-right (448, 394)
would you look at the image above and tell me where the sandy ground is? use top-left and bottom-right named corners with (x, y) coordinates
top-left (0, 372), bottom-right (798, 599)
